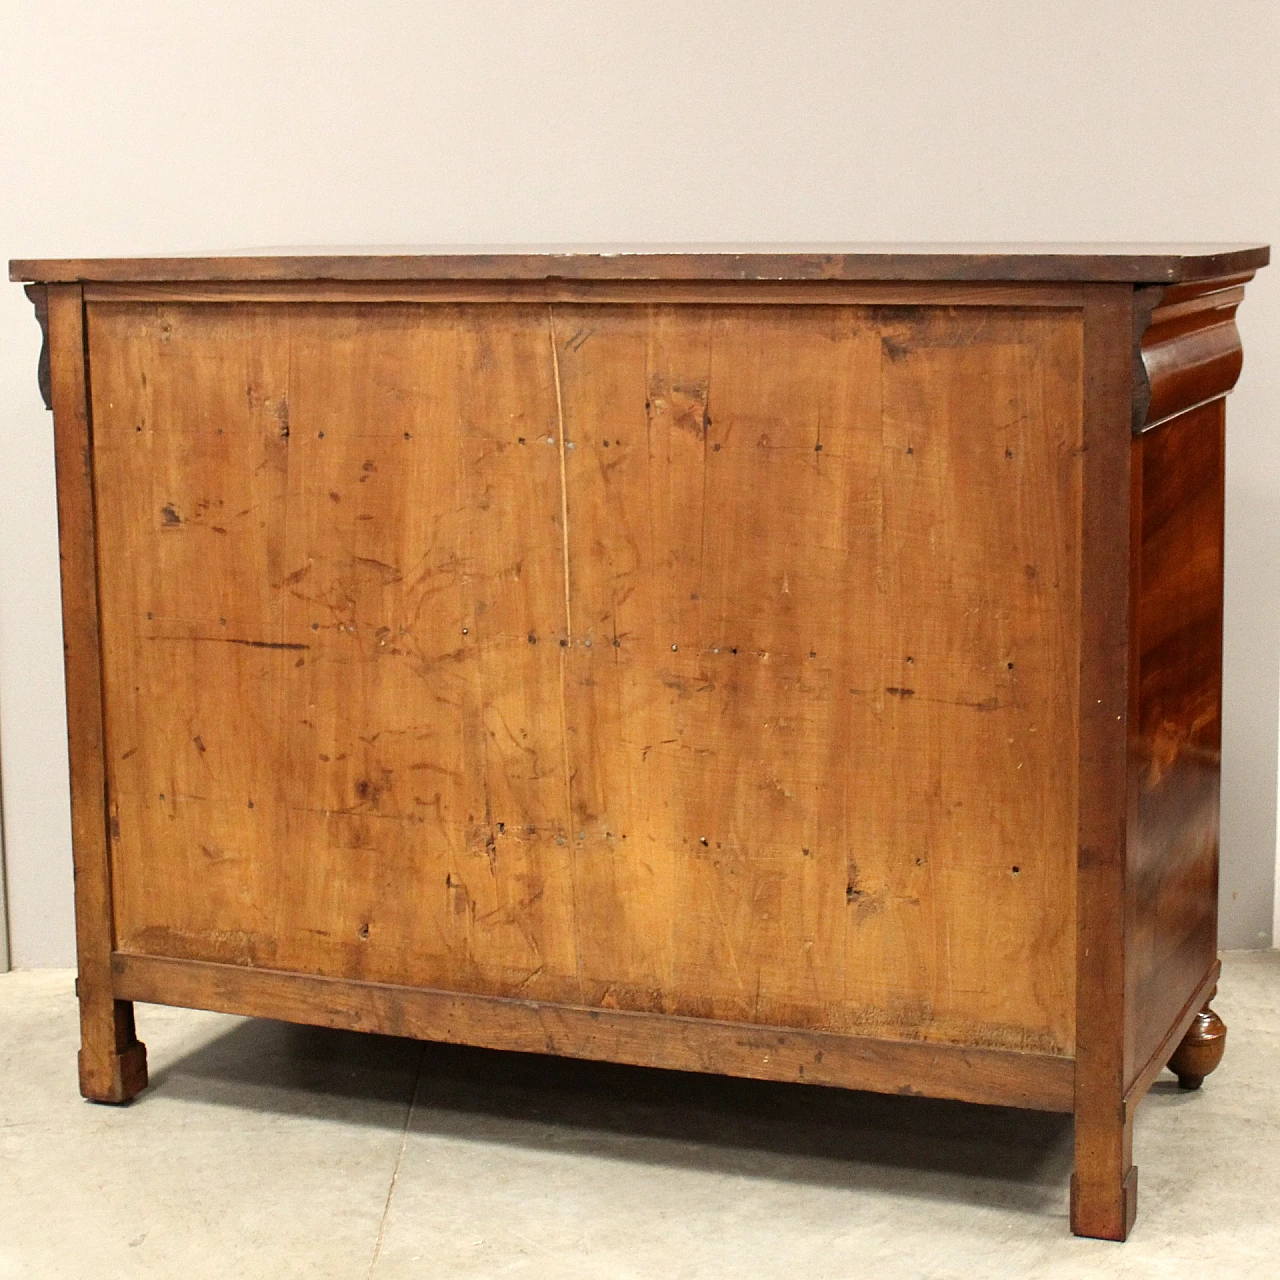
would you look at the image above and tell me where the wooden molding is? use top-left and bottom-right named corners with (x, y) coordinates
top-left (1132, 272), bottom-right (1253, 433)
top-left (111, 952), bottom-right (1077, 1113)
top-left (23, 283), bottom-right (51, 410)
top-left (9, 242), bottom-right (1270, 285)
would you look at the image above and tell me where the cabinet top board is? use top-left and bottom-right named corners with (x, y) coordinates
top-left (9, 243), bottom-right (1270, 285)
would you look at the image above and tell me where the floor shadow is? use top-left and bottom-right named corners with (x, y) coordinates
top-left (144, 1016), bottom-right (1076, 1212)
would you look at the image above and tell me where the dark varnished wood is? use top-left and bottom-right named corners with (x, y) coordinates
top-left (1132, 274), bottom-right (1252, 432)
top-left (1125, 961), bottom-right (1221, 1107)
top-left (111, 953), bottom-right (1077, 1112)
top-left (1126, 399), bottom-right (1226, 1099)
top-left (1167, 988), bottom-right (1227, 1090)
top-left (1070, 285), bottom-right (1140, 1243)
top-left (11, 247), bottom-right (1267, 1238)
top-left (45, 284), bottom-right (147, 1102)
top-left (9, 242), bottom-right (1269, 286)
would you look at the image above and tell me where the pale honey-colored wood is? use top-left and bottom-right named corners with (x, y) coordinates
top-left (89, 297), bottom-right (1082, 1054)
top-left (46, 284), bottom-right (148, 1101)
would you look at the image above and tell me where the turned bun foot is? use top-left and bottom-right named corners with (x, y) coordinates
top-left (1168, 989), bottom-right (1226, 1091)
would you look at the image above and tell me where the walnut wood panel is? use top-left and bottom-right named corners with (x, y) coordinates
top-left (11, 242), bottom-right (1270, 286)
top-left (1125, 400), bottom-right (1225, 1090)
top-left (111, 952), bottom-right (1076, 1112)
top-left (87, 298), bottom-right (1082, 1055)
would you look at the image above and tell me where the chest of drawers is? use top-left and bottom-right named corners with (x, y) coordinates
top-left (11, 243), bottom-right (1268, 1238)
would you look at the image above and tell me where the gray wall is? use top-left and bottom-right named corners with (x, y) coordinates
top-left (1, 1), bottom-right (1277, 965)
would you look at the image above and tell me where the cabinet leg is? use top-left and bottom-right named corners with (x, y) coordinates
top-left (78, 992), bottom-right (148, 1104)
top-left (1071, 1104), bottom-right (1137, 1240)
top-left (1167, 990), bottom-right (1226, 1091)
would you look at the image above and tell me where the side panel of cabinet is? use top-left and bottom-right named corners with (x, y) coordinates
top-left (1125, 400), bottom-right (1225, 1085)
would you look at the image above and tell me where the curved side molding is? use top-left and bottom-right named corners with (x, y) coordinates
top-left (23, 283), bottom-right (52, 411)
top-left (1132, 272), bottom-right (1253, 434)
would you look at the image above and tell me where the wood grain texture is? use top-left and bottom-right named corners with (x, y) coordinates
top-left (111, 952), bottom-right (1077, 1112)
top-left (1125, 400), bottom-right (1225, 1091)
top-left (87, 297), bottom-right (1082, 1055)
top-left (1070, 285), bottom-right (1138, 1242)
top-left (11, 242), bottom-right (1270, 286)
top-left (78, 279), bottom-right (1088, 308)
top-left (46, 283), bottom-right (147, 1102)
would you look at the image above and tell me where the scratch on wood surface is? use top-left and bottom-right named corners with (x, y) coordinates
top-left (147, 634), bottom-right (310, 651)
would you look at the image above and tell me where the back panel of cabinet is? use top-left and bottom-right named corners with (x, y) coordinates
top-left (87, 297), bottom-right (1083, 1054)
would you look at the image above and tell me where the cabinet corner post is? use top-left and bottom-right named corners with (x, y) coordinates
top-left (46, 284), bottom-right (147, 1103)
top-left (1071, 285), bottom-right (1137, 1239)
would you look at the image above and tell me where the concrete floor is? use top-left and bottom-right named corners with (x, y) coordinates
top-left (0, 954), bottom-right (1276, 1279)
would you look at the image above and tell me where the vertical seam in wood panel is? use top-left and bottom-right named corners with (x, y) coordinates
top-left (696, 320), bottom-right (714, 650)
top-left (280, 309), bottom-right (295, 942)
top-left (548, 307), bottom-right (573, 641)
top-left (547, 305), bottom-right (582, 992)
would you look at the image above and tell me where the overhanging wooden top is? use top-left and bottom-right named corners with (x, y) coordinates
top-left (9, 243), bottom-right (1270, 286)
